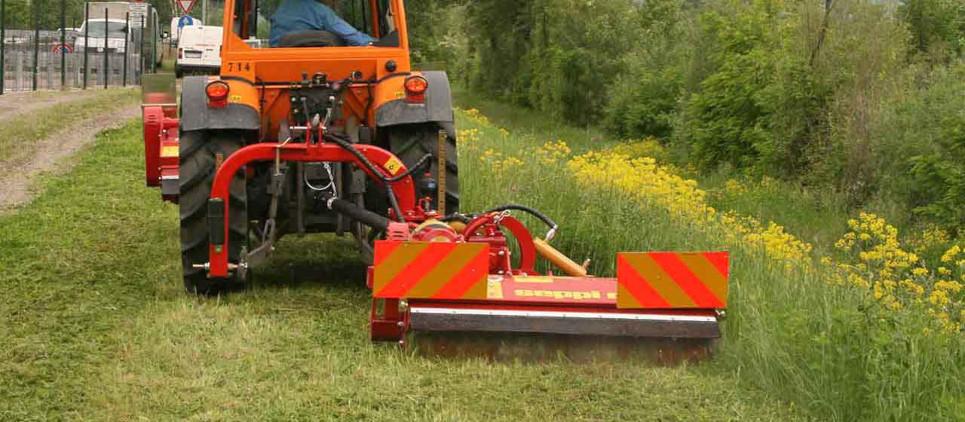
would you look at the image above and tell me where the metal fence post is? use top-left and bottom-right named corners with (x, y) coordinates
top-left (1, 0), bottom-right (5, 95)
top-left (103, 7), bottom-right (108, 89)
top-left (15, 50), bottom-right (21, 91)
top-left (150, 13), bottom-right (155, 73)
top-left (83, 2), bottom-right (89, 89)
top-left (60, 0), bottom-right (66, 89)
top-left (139, 15), bottom-right (144, 78)
top-left (32, 2), bottom-right (39, 91)
top-left (123, 12), bottom-right (129, 87)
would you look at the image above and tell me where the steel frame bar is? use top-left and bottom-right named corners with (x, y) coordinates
top-left (208, 142), bottom-right (418, 277)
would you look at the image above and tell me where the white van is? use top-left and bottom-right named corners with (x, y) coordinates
top-left (169, 15), bottom-right (199, 45)
top-left (175, 25), bottom-right (222, 77)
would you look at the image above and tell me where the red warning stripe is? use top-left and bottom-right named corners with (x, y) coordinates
top-left (373, 241), bottom-right (489, 300)
top-left (616, 252), bottom-right (729, 309)
top-left (616, 257), bottom-right (672, 308)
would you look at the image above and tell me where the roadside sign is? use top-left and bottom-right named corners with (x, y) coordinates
top-left (176, 0), bottom-right (197, 15)
top-left (178, 15), bottom-right (196, 29)
top-left (52, 44), bottom-right (74, 54)
top-left (130, 2), bottom-right (149, 26)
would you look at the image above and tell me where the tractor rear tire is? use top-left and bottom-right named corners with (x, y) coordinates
top-left (179, 130), bottom-right (249, 295)
top-left (389, 124), bottom-right (459, 214)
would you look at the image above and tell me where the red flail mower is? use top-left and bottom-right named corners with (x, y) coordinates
top-left (141, 71), bottom-right (729, 361)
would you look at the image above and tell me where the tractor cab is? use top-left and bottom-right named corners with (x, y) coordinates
top-left (221, 0), bottom-right (411, 80)
top-left (208, 0), bottom-right (438, 156)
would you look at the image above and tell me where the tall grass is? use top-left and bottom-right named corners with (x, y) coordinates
top-left (0, 123), bottom-right (802, 420)
top-left (457, 109), bottom-right (964, 421)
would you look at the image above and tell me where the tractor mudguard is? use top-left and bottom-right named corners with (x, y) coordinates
top-left (180, 76), bottom-right (261, 132)
top-left (375, 71), bottom-right (454, 128)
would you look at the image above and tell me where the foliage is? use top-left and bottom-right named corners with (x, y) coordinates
top-left (411, 0), bottom-right (965, 233)
top-left (899, 0), bottom-right (965, 60)
top-left (459, 106), bottom-right (964, 420)
top-left (876, 63), bottom-right (965, 231)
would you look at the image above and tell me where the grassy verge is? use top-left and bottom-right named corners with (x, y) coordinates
top-left (452, 90), bottom-right (950, 256)
top-left (0, 88), bottom-right (138, 168)
top-left (456, 108), bottom-right (963, 420)
top-left (0, 123), bottom-right (799, 419)
top-left (453, 89), bottom-right (614, 152)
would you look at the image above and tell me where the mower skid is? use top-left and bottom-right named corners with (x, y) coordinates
top-left (371, 242), bottom-right (729, 343)
top-left (408, 306), bottom-right (720, 339)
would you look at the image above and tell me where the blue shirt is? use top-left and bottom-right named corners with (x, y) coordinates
top-left (269, 0), bottom-right (375, 47)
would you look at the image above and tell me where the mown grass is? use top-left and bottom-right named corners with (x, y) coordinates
top-left (0, 88), bottom-right (138, 168)
top-left (456, 110), bottom-right (963, 420)
top-left (0, 122), bottom-right (800, 420)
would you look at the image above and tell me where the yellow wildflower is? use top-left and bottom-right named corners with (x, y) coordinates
top-left (941, 244), bottom-right (961, 263)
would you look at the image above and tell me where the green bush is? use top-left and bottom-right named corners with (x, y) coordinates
top-left (877, 63), bottom-right (965, 233)
top-left (410, 0), bottom-right (965, 230)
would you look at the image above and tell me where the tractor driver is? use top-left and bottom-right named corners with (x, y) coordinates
top-left (269, 0), bottom-right (375, 47)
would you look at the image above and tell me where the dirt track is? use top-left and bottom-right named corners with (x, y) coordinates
top-left (0, 89), bottom-right (100, 121)
top-left (0, 91), bottom-right (139, 212)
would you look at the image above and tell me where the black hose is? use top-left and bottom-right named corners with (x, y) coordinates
top-left (484, 204), bottom-right (558, 231)
top-left (326, 196), bottom-right (390, 232)
top-left (385, 153), bottom-right (433, 183)
top-left (384, 184), bottom-right (404, 222)
top-left (440, 213), bottom-right (472, 224)
top-left (323, 133), bottom-right (406, 221)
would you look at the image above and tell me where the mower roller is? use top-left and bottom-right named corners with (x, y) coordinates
top-left (139, 0), bottom-right (729, 362)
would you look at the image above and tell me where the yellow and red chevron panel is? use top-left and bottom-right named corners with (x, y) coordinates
top-left (616, 252), bottom-right (729, 309)
top-left (373, 241), bottom-right (490, 300)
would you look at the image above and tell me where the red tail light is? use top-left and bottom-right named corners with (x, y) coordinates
top-left (205, 81), bottom-right (230, 108)
top-left (404, 76), bottom-right (428, 103)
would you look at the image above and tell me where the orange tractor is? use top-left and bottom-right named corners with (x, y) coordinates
top-left (142, 0), bottom-right (730, 359)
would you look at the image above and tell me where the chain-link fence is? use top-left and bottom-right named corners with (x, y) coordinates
top-left (0, 0), bottom-right (164, 94)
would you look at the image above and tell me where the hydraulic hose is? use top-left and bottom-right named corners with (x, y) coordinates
top-left (320, 78), bottom-right (434, 222)
top-left (325, 196), bottom-right (390, 232)
top-left (439, 212), bottom-right (472, 224)
top-left (484, 204), bottom-right (560, 241)
top-left (385, 153), bottom-right (433, 183)
top-left (322, 133), bottom-right (409, 221)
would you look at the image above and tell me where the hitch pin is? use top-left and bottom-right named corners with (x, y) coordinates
top-left (493, 210), bottom-right (511, 224)
top-left (322, 99), bottom-right (335, 131)
top-left (275, 137), bottom-right (292, 176)
top-left (191, 263), bottom-right (240, 271)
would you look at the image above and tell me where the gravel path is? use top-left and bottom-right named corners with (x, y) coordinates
top-left (0, 89), bottom-right (100, 122)
top-left (0, 95), bottom-right (139, 212)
